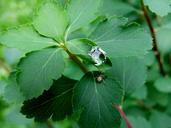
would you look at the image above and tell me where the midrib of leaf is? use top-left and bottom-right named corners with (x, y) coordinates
top-left (93, 75), bottom-right (101, 127)
top-left (42, 49), bottom-right (59, 68)
top-left (21, 49), bottom-right (59, 86)
top-left (24, 87), bottom-right (73, 111)
top-left (65, 0), bottom-right (91, 41)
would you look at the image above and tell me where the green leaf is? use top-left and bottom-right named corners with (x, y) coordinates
top-left (107, 57), bottom-right (147, 94)
top-left (66, 0), bottom-right (101, 37)
top-left (73, 72), bottom-right (122, 128)
top-left (100, 0), bottom-right (135, 17)
top-left (144, 0), bottom-right (171, 17)
top-left (66, 39), bottom-right (95, 56)
top-left (131, 85), bottom-right (147, 100)
top-left (146, 85), bottom-right (169, 107)
top-left (150, 111), bottom-right (171, 128)
top-left (21, 76), bottom-right (76, 122)
top-left (0, 27), bottom-right (56, 52)
top-left (154, 77), bottom-right (171, 93)
top-left (34, 2), bottom-right (68, 41)
top-left (4, 73), bottom-right (24, 103)
top-left (157, 28), bottom-right (171, 54)
top-left (90, 18), bottom-right (152, 58)
top-left (63, 59), bottom-right (84, 80)
top-left (0, 80), bottom-right (6, 97)
top-left (18, 48), bottom-right (65, 99)
top-left (121, 116), bottom-right (152, 128)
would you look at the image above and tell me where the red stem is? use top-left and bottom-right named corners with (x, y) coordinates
top-left (115, 105), bottom-right (132, 128)
top-left (141, 0), bottom-right (166, 76)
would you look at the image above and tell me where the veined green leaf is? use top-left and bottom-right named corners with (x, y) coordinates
top-left (107, 57), bottom-right (147, 94)
top-left (90, 18), bottom-right (152, 58)
top-left (34, 2), bottom-right (68, 41)
top-left (18, 48), bottom-right (65, 99)
top-left (0, 27), bottom-right (56, 52)
top-left (66, 0), bottom-right (101, 38)
top-left (73, 72), bottom-right (122, 128)
top-left (21, 76), bottom-right (76, 122)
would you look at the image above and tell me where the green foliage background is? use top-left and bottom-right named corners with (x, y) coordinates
top-left (0, 0), bottom-right (171, 128)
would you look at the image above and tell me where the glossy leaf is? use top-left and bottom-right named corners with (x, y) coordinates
top-left (90, 18), bottom-right (152, 58)
top-left (34, 2), bottom-right (68, 41)
top-left (107, 57), bottom-right (147, 94)
top-left (73, 72), bottom-right (122, 128)
top-left (66, 0), bottom-right (101, 37)
top-left (18, 48), bottom-right (65, 99)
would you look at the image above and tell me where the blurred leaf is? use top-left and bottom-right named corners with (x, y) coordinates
top-left (3, 48), bottom-right (23, 65)
top-left (150, 111), bottom-right (171, 128)
top-left (154, 77), bottom-right (171, 93)
top-left (4, 73), bottom-right (24, 103)
top-left (5, 105), bottom-right (32, 125)
top-left (144, 0), bottom-right (171, 17)
top-left (0, 80), bottom-right (6, 97)
top-left (131, 85), bottom-right (147, 100)
top-left (157, 28), bottom-right (171, 54)
top-left (146, 85), bottom-right (169, 107)
top-left (0, 27), bottom-right (56, 52)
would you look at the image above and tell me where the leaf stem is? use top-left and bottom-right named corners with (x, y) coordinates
top-left (115, 105), bottom-right (132, 128)
top-left (141, 0), bottom-right (166, 76)
top-left (61, 44), bottom-right (89, 73)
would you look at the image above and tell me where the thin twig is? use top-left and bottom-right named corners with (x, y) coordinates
top-left (115, 105), bottom-right (132, 128)
top-left (62, 44), bottom-right (89, 74)
top-left (141, 0), bottom-right (166, 76)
